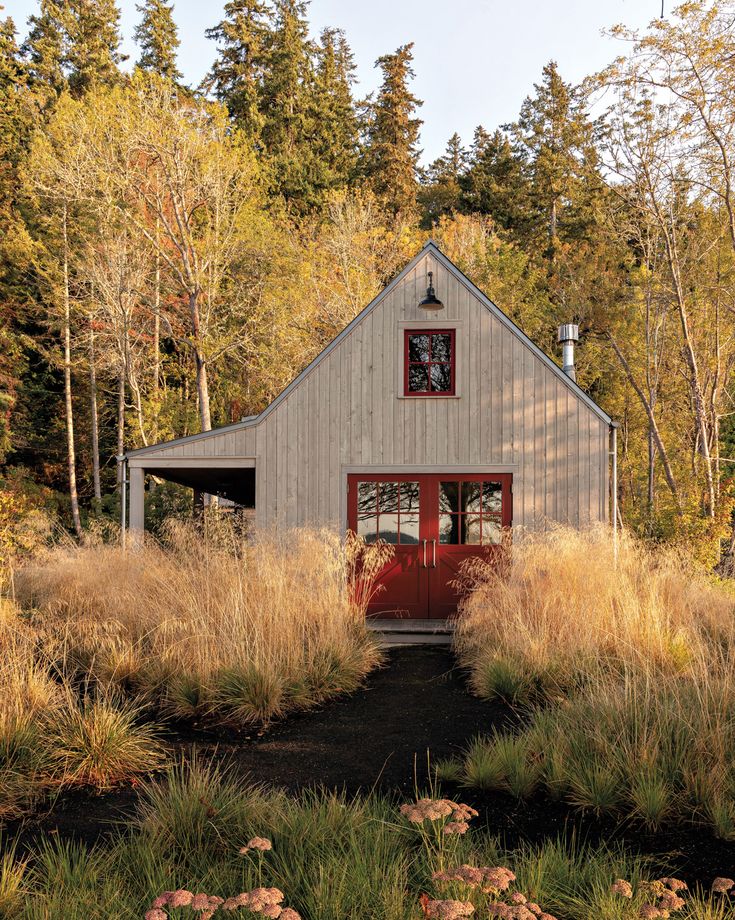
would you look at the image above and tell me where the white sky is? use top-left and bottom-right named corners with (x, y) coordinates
top-left (7, 0), bottom-right (661, 163)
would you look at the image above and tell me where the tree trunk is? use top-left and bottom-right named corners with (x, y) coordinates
top-left (153, 227), bottom-right (161, 425)
top-left (62, 205), bottom-right (83, 538)
top-left (116, 368), bottom-right (125, 491)
top-left (608, 334), bottom-right (682, 511)
top-left (189, 290), bottom-right (212, 431)
top-left (89, 322), bottom-right (101, 504)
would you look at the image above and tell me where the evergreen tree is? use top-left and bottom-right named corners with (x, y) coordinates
top-left (310, 27), bottom-right (358, 194)
top-left (419, 132), bottom-right (468, 226)
top-left (459, 126), bottom-right (529, 232)
top-left (23, 0), bottom-right (126, 98)
top-left (259, 0), bottom-right (315, 209)
top-left (204, 0), bottom-right (272, 134)
top-left (509, 61), bottom-right (600, 260)
top-left (0, 13), bottom-right (33, 462)
top-left (134, 0), bottom-right (181, 81)
top-left (361, 43), bottom-right (422, 215)
top-left (63, 0), bottom-right (126, 95)
top-left (21, 0), bottom-right (67, 106)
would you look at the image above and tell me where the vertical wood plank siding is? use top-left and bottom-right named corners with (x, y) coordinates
top-left (143, 253), bottom-right (609, 531)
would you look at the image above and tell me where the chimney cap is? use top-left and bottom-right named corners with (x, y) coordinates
top-left (557, 323), bottom-right (580, 344)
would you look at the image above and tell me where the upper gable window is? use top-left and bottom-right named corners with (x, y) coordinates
top-left (404, 329), bottom-right (455, 396)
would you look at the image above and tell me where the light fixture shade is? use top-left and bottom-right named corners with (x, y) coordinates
top-left (419, 271), bottom-right (443, 309)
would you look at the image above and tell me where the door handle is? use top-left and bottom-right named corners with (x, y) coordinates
top-left (431, 539), bottom-right (437, 568)
top-left (422, 539), bottom-right (427, 568)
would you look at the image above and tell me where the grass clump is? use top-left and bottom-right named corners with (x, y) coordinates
top-left (453, 526), bottom-right (735, 837)
top-left (9, 766), bottom-right (735, 919)
top-left (16, 523), bottom-right (389, 728)
top-left (0, 598), bottom-right (161, 819)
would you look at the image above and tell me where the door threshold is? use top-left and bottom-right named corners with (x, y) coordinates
top-left (366, 618), bottom-right (456, 635)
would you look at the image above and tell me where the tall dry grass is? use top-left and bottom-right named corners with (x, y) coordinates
top-left (15, 522), bottom-right (388, 725)
top-left (0, 596), bottom-right (161, 819)
top-left (454, 525), bottom-right (735, 700)
top-left (452, 526), bottom-right (735, 836)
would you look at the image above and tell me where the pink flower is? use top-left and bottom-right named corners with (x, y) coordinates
top-left (639, 906), bottom-right (664, 919)
top-left (243, 836), bottom-right (273, 852)
top-left (659, 890), bottom-right (685, 910)
top-left (712, 877), bottom-right (735, 894)
top-left (280, 911), bottom-right (302, 920)
top-left (145, 911), bottom-right (168, 920)
top-left (191, 893), bottom-right (211, 910)
top-left (169, 890), bottom-right (194, 908)
top-left (152, 893), bottom-right (173, 908)
top-left (424, 900), bottom-right (475, 919)
top-left (443, 821), bottom-right (470, 836)
top-left (659, 878), bottom-right (687, 892)
top-left (611, 879), bottom-right (634, 898)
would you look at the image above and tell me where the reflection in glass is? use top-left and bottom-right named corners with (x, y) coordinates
top-left (378, 481), bottom-right (399, 513)
top-left (408, 334), bottom-right (431, 363)
top-left (464, 482), bottom-right (482, 513)
top-left (377, 513), bottom-right (399, 544)
top-left (400, 481), bottom-right (420, 512)
top-left (430, 363), bottom-right (452, 392)
top-left (439, 513), bottom-right (459, 544)
top-left (408, 364), bottom-right (429, 392)
top-left (401, 515), bottom-right (420, 544)
top-left (432, 333), bottom-right (452, 362)
top-left (483, 482), bottom-right (502, 512)
top-left (357, 481), bottom-right (377, 514)
top-left (439, 482), bottom-right (460, 513)
top-left (357, 515), bottom-right (377, 543)
top-left (465, 516), bottom-right (483, 544)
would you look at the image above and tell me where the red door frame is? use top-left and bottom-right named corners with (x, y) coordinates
top-left (347, 472), bottom-right (513, 620)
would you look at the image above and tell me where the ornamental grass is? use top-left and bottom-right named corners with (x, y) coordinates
top-left (452, 525), bottom-right (735, 837)
top-left (0, 595), bottom-right (162, 819)
top-left (4, 763), bottom-right (735, 918)
top-left (15, 522), bottom-right (387, 727)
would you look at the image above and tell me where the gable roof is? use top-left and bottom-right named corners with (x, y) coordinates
top-left (128, 241), bottom-right (610, 458)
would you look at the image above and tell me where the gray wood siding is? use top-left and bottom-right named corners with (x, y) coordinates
top-left (250, 252), bottom-right (608, 530)
top-left (134, 250), bottom-right (610, 532)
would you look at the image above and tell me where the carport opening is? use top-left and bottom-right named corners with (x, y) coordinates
top-left (141, 466), bottom-right (256, 530)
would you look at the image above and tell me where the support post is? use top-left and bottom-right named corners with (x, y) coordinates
top-left (120, 455), bottom-right (127, 549)
top-left (129, 465), bottom-right (145, 549)
top-left (610, 422), bottom-right (619, 563)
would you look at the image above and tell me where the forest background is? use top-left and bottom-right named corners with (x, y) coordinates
top-left (2, 0), bottom-right (735, 564)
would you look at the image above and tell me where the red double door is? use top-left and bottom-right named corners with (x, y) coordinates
top-left (347, 473), bottom-right (512, 619)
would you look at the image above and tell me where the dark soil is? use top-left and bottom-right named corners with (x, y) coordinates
top-left (7, 646), bottom-right (735, 886)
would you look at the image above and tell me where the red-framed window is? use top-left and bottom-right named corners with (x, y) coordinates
top-left (404, 329), bottom-right (456, 396)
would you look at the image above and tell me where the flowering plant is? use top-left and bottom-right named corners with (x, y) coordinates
top-left (399, 797), bottom-right (479, 871)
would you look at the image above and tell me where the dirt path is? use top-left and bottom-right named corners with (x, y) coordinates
top-left (185, 645), bottom-right (512, 795)
top-left (9, 647), bottom-right (735, 886)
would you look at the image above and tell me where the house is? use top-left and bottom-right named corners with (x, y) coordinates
top-left (125, 241), bottom-right (614, 619)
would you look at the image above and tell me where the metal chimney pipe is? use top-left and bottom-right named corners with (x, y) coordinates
top-left (557, 323), bottom-right (580, 382)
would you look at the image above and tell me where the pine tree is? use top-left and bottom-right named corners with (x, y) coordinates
top-left (509, 61), bottom-right (599, 260)
top-left (459, 126), bottom-right (529, 232)
top-left (361, 43), bottom-right (422, 215)
top-left (63, 0), bottom-right (126, 95)
top-left (204, 0), bottom-right (272, 133)
top-left (21, 0), bottom-right (67, 106)
top-left (310, 27), bottom-right (358, 194)
top-left (259, 0), bottom-right (315, 209)
top-left (134, 0), bottom-right (181, 81)
top-left (419, 132), bottom-right (468, 226)
top-left (0, 14), bottom-right (33, 462)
